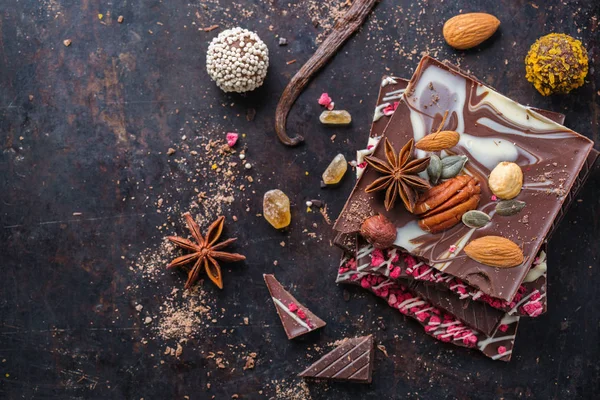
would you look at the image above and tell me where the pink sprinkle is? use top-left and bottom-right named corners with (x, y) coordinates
top-left (366, 144), bottom-right (374, 150)
top-left (530, 292), bottom-right (541, 301)
top-left (288, 302), bottom-right (298, 312)
top-left (429, 315), bottom-right (441, 325)
top-left (498, 346), bottom-right (507, 354)
top-left (449, 245), bottom-right (457, 253)
top-left (226, 132), bottom-right (239, 147)
top-left (296, 309), bottom-right (307, 319)
top-left (326, 101), bottom-right (335, 111)
top-left (360, 278), bottom-right (370, 288)
top-left (318, 93), bottom-right (332, 107)
top-left (357, 162), bottom-right (367, 169)
top-left (491, 195), bottom-right (498, 201)
top-left (390, 267), bottom-right (402, 279)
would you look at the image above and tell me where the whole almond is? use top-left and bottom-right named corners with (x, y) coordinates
top-left (464, 236), bottom-right (524, 268)
top-left (415, 131), bottom-right (460, 151)
top-left (443, 13), bottom-right (500, 50)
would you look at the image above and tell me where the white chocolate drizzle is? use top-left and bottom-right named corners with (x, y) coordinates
top-left (524, 251), bottom-right (547, 283)
top-left (381, 76), bottom-right (398, 87)
top-left (382, 88), bottom-right (406, 102)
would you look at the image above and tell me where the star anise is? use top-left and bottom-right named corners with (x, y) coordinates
top-left (166, 213), bottom-right (245, 289)
top-left (364, 138), bottom-right (431, 212)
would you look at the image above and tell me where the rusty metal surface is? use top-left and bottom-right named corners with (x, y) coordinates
top-left (1, 1), bottom-right (599, 399)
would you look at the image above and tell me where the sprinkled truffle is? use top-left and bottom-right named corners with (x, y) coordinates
top-left (206, 27), bottom-right (269, 93)
top-left (524, 33), bottom-right (588, 96)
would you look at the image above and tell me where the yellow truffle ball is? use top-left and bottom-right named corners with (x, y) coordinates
top-left (524, 33), bottom-right (588, 96)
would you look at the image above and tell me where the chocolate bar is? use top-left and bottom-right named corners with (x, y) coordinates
top-left (298, 335), bottom-right (374, 383)
top-left (335, 56), bottom-right (594, 302)
top-left (345, 239), bottom-right (504, 336)
top-left (354, 238), bottom-right (547, 319)
top-left (337, 255), bottom-right (519, 361)
top-left (264, 274), bottom-right (326, 339)
top-left (339, 74), bottom-right (554, 320)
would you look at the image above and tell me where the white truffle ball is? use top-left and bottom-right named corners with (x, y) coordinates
top-left (206, 27), bottom-right (269, 93)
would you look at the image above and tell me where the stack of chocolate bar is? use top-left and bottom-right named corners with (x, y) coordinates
top-left (332, 56), bottom-right (598, 361)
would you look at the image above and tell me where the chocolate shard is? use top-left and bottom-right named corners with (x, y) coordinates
top-left (408, 280), bottom-right (504, 336)
top-left (299, 335), bottom-right (374, 383)
top-left (263, 274), bottom-right (326, 340)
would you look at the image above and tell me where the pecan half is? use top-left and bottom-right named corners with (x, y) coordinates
top-left (415, 175), bottom-right (481, 233)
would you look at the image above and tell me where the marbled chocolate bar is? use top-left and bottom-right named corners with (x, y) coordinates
top-left (335, 56), bottom-right (594, 302)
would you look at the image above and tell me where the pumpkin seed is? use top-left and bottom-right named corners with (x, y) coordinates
top-left (441, 155), bottom-right (468, 179)
top-left (496, 199), bottom-right (526, 216)
top-left (462, 210), bottom-right (491, 229)
top-left (427, 154), bottom-right (442, 184)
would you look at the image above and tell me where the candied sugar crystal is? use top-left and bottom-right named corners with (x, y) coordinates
top-left (322, 154), bottom-right (347, 185)
top-left (319, 110), bottom-right (351, 125)
top-left (263, 189), bottom-right (291, 229)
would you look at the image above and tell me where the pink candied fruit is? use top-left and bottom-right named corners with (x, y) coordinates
top-left (226, 132), bottom-right (239, 147)
top-left (530, 291), bottom-right (541, 301)
top-left (296, 309), bottom-right (307, 319)
top-left (491, 195), bottom-right (498, 201)
top-left (498, 346), bottom-right (507, 355)
top-left (371, 249), bottom-right (385, 267)
top-left (318, 93), bottom-right (333, 107)
top-left (360, 277), bottom-right (371, 288)
top-left (498, 324), bottom-right (509, 332)
top-left (389, 267), bottom-right (402, 279)
top-left (522, 301), bottom-right (543, 317)
top-left (382, 102), bottom-right (398, 116)
top-left (288, 302), bottom-right (298, 312)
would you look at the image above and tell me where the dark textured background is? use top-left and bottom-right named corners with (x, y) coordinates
top-left (1, 1), bottom-right (599, 399)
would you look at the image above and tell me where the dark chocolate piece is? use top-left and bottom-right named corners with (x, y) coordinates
top-left (298, 335), bottom-right (374, 382)
top-left (408, 280), bottom-right (504, 336)
top-left (349, 238), bottom-right (504, 335)
top-left (336, 256), bottom-right (518, 361)
top-left (333, 231), bottom-right (357, 254)
top-left (335, 56), bottom-right (594, 302)
top-left (264, 274), bottom-right (326, 340)
top-left (353, 237), bottom-right (547, 319)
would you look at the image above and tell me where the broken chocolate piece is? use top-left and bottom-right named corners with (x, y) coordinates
top-left (298, 335), bottom-right (374, 383)
top-left (264, 274), bottom-right (326, 339)
top-left (337, 256), bottom-right (519, 361)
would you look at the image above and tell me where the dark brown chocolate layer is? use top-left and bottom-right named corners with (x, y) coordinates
top-left (334, 56), bottom-right (594, 302)
top-left (264, 274), bottom-right (326, 340)
top-left (336, 256), bottom-right (519, 361)
top-left (298, 335), bottom-right (374, 383)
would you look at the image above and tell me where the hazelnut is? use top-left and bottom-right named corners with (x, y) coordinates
top-left (488, 162), bottom-right (523, 200)
top-left (360, 214), bottom-right (397, 249)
